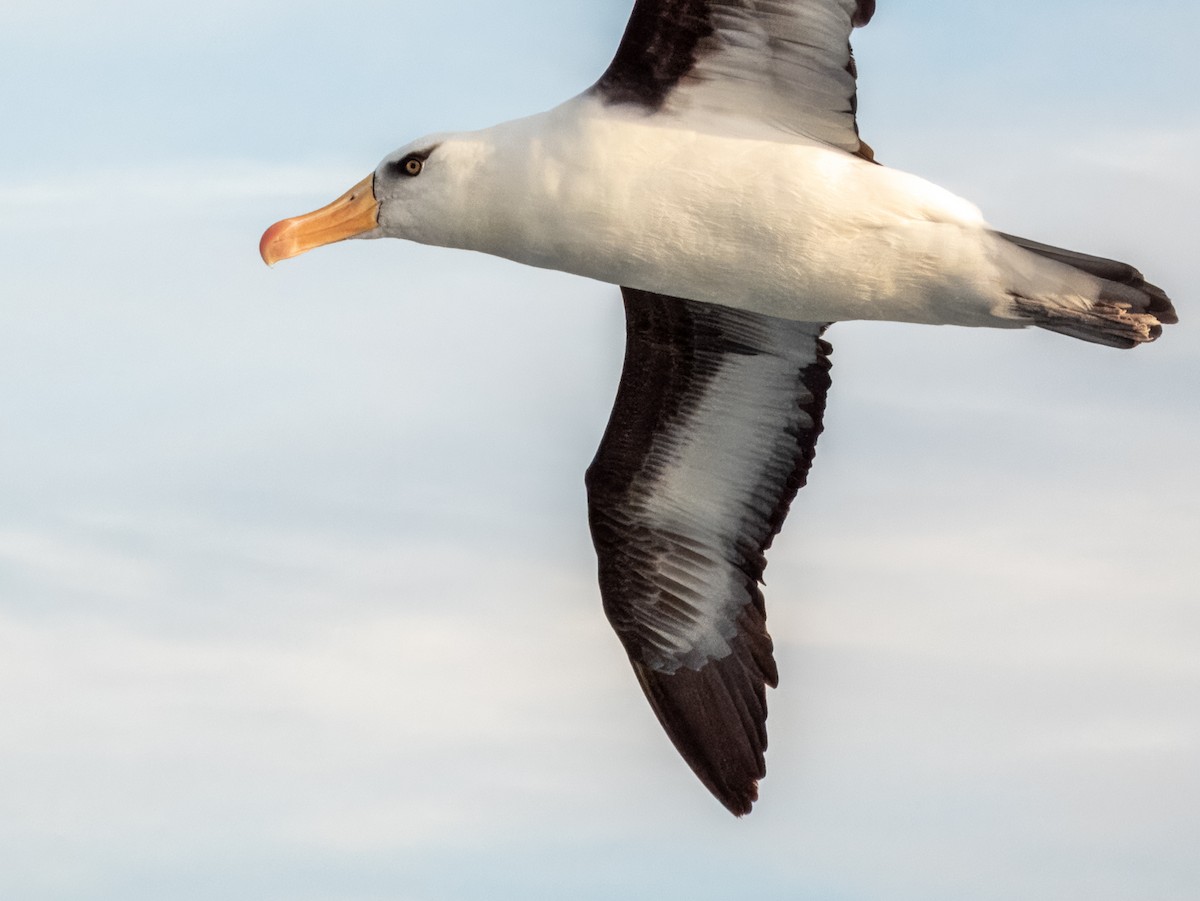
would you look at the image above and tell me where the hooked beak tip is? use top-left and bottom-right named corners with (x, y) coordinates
top-left (259, 220), bottom-right (293, 267)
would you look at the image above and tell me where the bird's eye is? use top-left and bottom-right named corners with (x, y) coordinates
top-left (403, 157), bottom-right (423, 177)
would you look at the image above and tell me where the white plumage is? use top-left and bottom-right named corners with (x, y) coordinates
top-left (373, 98), bottom-right (1030, 328)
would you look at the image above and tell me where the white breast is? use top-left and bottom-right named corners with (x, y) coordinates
top-left (436, 95), bottom-right (1016, 329)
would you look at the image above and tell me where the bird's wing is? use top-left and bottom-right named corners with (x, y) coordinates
top-left (585, 288), bottom-right (832, 815)
top-left (593, 0), bottom-right (876, 155)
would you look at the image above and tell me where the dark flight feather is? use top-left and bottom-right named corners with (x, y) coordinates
top-left (586, 288), bottom-right (832, 814)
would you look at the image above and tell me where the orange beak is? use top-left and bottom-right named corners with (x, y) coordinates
top-left (259, 174), bottom-right (380, 265)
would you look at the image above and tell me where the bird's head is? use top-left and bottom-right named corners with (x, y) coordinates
top-left (259, 137), bottom-right (464, 265)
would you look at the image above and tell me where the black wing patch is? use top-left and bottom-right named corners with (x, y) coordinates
top-left (592, 0), bottom-right (877, 154)
top-left (595, 0), bottom-right (715, 109)
top-left (585, 288), bottom-right (833, 815)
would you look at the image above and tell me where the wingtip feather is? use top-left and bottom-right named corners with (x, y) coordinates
top-left (631, 637), bottom-right (772, 817)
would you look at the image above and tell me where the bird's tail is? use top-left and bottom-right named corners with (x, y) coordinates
top-left (997, 232), bottom-right (1178, 348)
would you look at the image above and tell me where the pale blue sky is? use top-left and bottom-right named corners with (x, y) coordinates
top-left (2, 3), bottom-right (1198, 900)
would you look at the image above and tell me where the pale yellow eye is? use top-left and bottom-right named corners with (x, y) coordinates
top-left (405, 158), bottom-right (423, 176)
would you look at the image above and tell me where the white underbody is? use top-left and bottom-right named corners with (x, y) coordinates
top-left (377, 94), bottom-right (1097, 328)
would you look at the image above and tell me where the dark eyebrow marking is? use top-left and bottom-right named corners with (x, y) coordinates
top-left (384, 144), bottom-right (440, 177)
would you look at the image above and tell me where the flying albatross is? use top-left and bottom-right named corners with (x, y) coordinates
top-left (260, 0), bottom-right (1177, 815)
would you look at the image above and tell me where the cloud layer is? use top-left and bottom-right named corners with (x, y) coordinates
top-left (1, 3), bottom-right (1197, 900)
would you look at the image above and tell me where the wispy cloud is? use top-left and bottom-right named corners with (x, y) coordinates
top-left (1, 3), bottom-right (1197, 900)
top-left (0, 162), bottom-right (361, 215)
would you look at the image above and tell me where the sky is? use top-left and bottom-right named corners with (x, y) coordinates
top-left (1, 2), bottom-right (1198, 899)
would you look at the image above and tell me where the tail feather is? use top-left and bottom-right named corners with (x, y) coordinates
top-left (997, 232), bottom-right (1178, 348)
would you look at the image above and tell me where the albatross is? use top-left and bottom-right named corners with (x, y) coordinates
top-left (260, 0), bottom-right (1177, 815)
